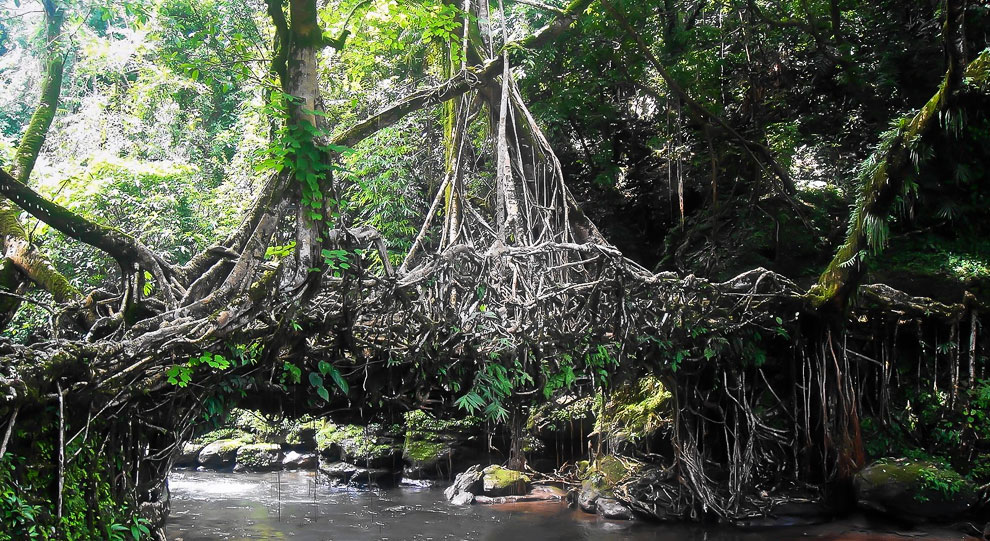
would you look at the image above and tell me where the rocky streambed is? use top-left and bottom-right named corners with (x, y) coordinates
top-left (173, 408), bottom-right (990, 534)
top-left (165, 470), bottom-right (982, 541)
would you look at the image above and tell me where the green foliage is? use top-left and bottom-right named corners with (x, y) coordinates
top-left (0, 434), bottom-right (149, 541)
top-left (166, 351), bottom-right (230, 387)
top-left (343, 121), bottom-right (431, 267)
top-left (914, 464), bottom-right (965, 502)
top-left (258, 93), bottom-right (350, 232)
top-left (404, 409), bottom-right (479, 440)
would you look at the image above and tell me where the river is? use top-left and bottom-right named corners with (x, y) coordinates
top-left (165, 471), bottom-right (978, 541)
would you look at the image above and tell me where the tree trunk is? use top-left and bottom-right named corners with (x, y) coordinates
top-left (0, 0), bottom-right (80, 329)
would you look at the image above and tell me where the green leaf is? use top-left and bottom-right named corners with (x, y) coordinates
top-left (308, 372), bottom-right (324, 388)
top-left (328, 367), bottom-right (349, 394)
top-left (318, 360), bottom-right (332, 375)
top-left (316, 386), bottom-right (330, 402)
top-left (454, 391), bottom-right (484, 413)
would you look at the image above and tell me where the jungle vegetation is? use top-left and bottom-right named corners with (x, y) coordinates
top-left (0, 0), bottom-right (987, 537)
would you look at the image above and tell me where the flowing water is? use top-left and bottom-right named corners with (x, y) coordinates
top-left (165, 471), bottom-right (978, 541)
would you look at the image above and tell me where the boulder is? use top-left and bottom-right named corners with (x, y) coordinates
top-left (175, 442), bottom-right (205, 467)
top-left (596, 498), bottom-right (634, 520)
top-left (402, 410), bottom-right (482, 480)
top-left (450, 491), bottom-right (475, 506)
top-left (315, 423), bottom-right (401, 468)
top-left (854, 459), bottom-right (978, 521)
top-left (481, 465), bottom-right (530, 497)
top-left (444, 464), bottom-right (484, 503)
top-left (198, 439), bottom-right (245, 469)
top-left (282, 451), bottom-right (316, 469)
top-left (350, 467), bottom-right (400, 487)
top-left (577, 457), bottom-right (629, 514)
top-left (578, 479), bottom-right (603, 513)
top-left (403, 439), bottom-right (453, 478)
top-left (320, 461), bottom-right (359, 483)
top-left (233, 443), bottom-right (282, 472)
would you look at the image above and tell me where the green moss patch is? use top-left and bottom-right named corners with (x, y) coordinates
top-left (596, 376), bottom-right (671, 451)
top-left (235, 443), bottom-right (281, 471)
top-left (191, 428), bottom-right (252, 446)
top-left (316, 422), bottom-right (399, 463)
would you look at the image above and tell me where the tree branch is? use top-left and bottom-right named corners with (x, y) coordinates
top-left (811, 50), bottom-right (989, 312)
top-left (331, 0), bottom-right (594, 149)
top-left (0, 168), bottom-right (180, 302)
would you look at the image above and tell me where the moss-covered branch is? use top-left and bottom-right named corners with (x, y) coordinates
top-left (0, 167), bottom-right (177, 293)
top-left (0, 0), bottom-right (81, 320)
top-left (811, 50), bottom-right (990, 312)
top-left (12, 0), bottom-right (64, 185)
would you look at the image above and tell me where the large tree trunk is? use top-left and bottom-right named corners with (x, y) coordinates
top-left (0, 0), bottom-right (80, 329)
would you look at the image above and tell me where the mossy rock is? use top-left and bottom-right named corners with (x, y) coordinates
top-left (285, 417), bottom-right (325, 449)
top-left (596, 377), bottom-right (671, 453)
top-left (481, 465), bottom-right (530, 497)
top-left (175, 442), bottom-right (205, 467)
top-left (854, 458), bottom-right (977, 521)
top-left (578, 478), bottom-right (605, 513)
top-left (315, 423), bottom-right (400, 468)
top-left (191, 428), bottom-right (252, 446)
top-left (595, 455), bottom-right (630, 486)
top-left (198, 438), bottom-right (249, 469)
top-left (234, 443), bottom-right (282, 472)
top-left (403, 438), bottom-right (451, 475)
top-left (402, 410), bottom-right (482, 479)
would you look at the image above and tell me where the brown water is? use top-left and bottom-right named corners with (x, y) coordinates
top-left (165, 471), bottom-right (978, 541)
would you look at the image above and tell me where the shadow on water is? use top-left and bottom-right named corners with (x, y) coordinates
top-left (165, 471), bottom-right (978, 541)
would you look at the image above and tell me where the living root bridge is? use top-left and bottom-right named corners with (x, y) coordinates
top-left (4, 221), bottom-right (978, 527)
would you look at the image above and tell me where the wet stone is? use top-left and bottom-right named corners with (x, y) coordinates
top-left (198, 439), bottom-right (244, 469)
top-left (596, 498), bottom-right (634, 520)
top-left (282, 451), bottom-right (316, 469)
top-left (444, 465), bottom-right (484, 502)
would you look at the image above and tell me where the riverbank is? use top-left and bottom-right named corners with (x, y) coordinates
top-left (165, 471), bottom-right (980, 541)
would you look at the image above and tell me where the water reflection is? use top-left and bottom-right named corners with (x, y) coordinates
top-left (165, 471), bottom-right (977, 541)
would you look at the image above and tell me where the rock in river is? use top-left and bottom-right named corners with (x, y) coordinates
top-left (233, 443), bottom-right (282, 472)
top-left (596, 498), bottom-right (634, 520)
top-left (481, 465), bottom-right (530, 497)
top-left (197, 439), bottom-right (244, 469)
top-left (282, 450), bottom-right (316, 469)
top-left (444, 464), bottom-right (484, 504)
top-left (854, 458), bottom-right (978, 521)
